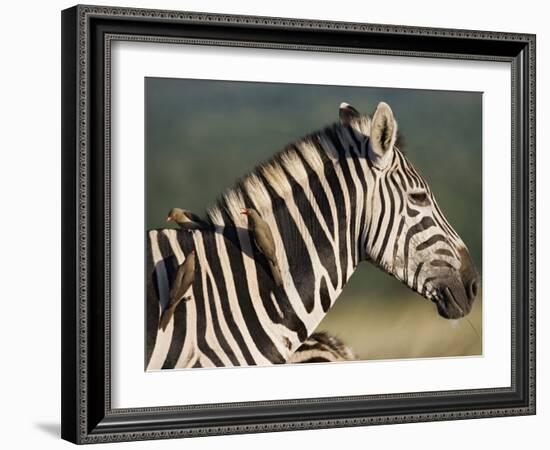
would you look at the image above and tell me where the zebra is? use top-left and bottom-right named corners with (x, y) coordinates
top-left (146, 101), bottom-right (479, 370)
top-left (289, 332), bottom-right (356, 364)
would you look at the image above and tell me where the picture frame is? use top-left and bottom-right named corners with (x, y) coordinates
top-left (61, 4), bottom-right (536, 444)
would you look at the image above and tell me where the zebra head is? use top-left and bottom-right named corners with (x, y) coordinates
top-left (340, 102), bottom-right (479, 319)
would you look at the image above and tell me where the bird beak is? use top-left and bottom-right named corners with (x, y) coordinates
top-left (166, 216), bottom-right (172, 222)
top-left (240, 208), bottom-right (248, 215)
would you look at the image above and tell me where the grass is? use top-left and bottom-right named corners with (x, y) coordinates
top-left (316, 292), bottom-right (483, 361)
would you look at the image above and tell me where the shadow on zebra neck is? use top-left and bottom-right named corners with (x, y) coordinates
top-left (164, 225), bottom-right (275, 263)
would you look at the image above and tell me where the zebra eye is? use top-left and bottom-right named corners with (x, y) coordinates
top-left (409, 191), bottom-right (430, 206)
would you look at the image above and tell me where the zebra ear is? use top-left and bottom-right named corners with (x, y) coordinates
top-left (369, 102), bottom-right (397, 168)
top-left (339, 102), bottom-right (361, 125)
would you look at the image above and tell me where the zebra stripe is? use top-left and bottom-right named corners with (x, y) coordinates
top-left (146, 101), bottom-right (479, 369)
top-left (289, 332), bottom-right (356, 364)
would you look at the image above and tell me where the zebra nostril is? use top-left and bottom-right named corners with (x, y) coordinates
top-left (458, 247), bottom-right (479, 303)
top-left (466, 279), bottom-right (478, 301)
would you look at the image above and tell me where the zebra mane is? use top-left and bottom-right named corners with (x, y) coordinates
top-left (205, 117), bottom-right (372, 227)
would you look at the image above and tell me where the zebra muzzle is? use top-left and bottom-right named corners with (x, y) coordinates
top-left (436, 285), bottom-right (470, 319)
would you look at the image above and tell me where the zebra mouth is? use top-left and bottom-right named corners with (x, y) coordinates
top-left (435, 287), bottom-right (468, 319)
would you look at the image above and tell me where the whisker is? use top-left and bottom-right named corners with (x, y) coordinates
top-left (464, 316), bottom-right (480, 340)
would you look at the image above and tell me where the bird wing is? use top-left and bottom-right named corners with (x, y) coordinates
top-left (159, 303), bottom-right (178, 331)
top-left (268, 260), bottom-right (284, 286)
top-left (254, 226), bottom-right (278, 264)
top-left (169, 261), bottom-right (190, 304)
top-left (185, 210), bottom-right (203, 223)
top-left (178, 271), bottom-right (195, 297)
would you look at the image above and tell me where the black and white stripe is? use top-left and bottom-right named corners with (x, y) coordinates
top-left (146, 101), bottom-right (479, 370)
top-left (289, 332), bottom-right (356, 364)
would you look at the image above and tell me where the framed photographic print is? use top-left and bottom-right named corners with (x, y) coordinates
top-left (61, 4), bottom-right (536, 444)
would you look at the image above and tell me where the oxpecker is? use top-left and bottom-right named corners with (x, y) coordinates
top-left (241, 208), bottom-right (283, 286)
top-left (159, 250), bottom-right (196, 331)
top-left (166, 208), bottom-right (207, 232)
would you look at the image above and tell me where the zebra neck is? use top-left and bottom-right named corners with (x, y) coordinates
top-left (200, 124), bottom-right (369, 364)
top-left (256, 151), bottom-right (366, 359)
top-left (216, 213), bottom-right (361, 365)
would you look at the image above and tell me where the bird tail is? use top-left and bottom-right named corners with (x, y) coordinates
top-left (268, 260), bottom-right (284, 287)
top-left (159, 303), bottom-right (177, 332)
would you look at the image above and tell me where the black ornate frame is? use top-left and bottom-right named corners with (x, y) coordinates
top-left (61, 4), bottom-right (536, 444)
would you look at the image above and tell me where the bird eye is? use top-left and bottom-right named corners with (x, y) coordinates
top-left (409, 191), bottom-right (430, 206)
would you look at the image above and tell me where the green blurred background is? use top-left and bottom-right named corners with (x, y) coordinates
top-left (146, 77), bottom-right (482, 361)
